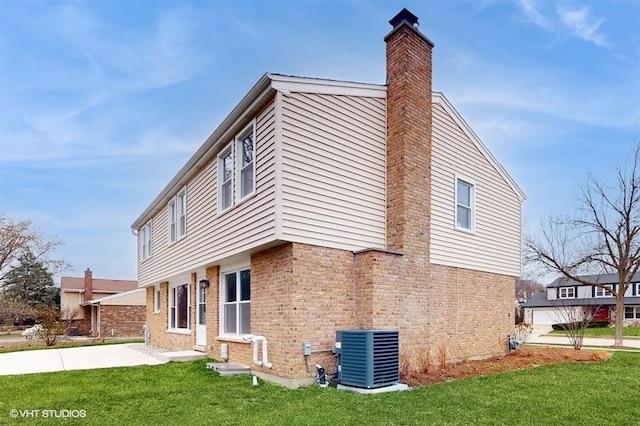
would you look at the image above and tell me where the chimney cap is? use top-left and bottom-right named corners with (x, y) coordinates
top-left (389, 8), bottom-right (419, 28)
top-left (385, 8), bottom-right (434, 46)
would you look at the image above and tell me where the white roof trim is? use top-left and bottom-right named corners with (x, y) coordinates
top-left (432, 92), bottom-right (526, 202)
top-left (81, 288), bottom-right (146, 306)
top-left (270, 74), bottom-right (386, 98)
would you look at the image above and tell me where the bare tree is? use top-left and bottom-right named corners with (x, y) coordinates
top-left (515, 278), bottom-right (546, 302)
top-left (0, 292), bottom-right (37, 324)
top-left (551, 299), bottom-right (599, 350)
top-left (0, 213), bottom-right (70, 282)
top-left (526, 144), bottom-right (640, 347)
top-left (37, 306), bottom-right (79, 346)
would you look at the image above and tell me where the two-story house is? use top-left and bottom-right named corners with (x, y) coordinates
top-left (523, 273), bottom-right (640, 325)
top-left (131, 9), bottom-right (525, 387)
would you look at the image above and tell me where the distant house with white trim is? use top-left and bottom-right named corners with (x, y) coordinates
top-left (131, 8), bottom-right (525, 387)
top-left (523, 273), bottom-right (640, 325)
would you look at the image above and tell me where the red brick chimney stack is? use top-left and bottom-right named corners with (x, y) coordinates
top-left (84, 268), bottom-right (93, 301)
top-left (384, 8), bottom-right (434, 256)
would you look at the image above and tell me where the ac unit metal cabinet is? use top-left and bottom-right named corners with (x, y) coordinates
top-left (336, 329), bottom-right (399, 388)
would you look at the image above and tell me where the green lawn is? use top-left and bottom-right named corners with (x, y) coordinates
top-left (1, 352), bottom-right (639, 425)
top-left (549, 327), bottom-right (640, 338)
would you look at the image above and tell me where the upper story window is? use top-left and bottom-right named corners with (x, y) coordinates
top-left (221, 268), bottom-right (251, 336)
top-left (177, 188), bottom-right (187, 238)
top-left (237, 125), bottom-right (255, 200)
top-left (218, 122), bottom-right (256, 213)
top-left (455, 177), bottom-right (475, 231)
top-left (594, 285), bottom-right (613, 297)
top-left (168, 199), bottom-right (177, 244)
top-left (635, 283), bottom-right (640, 296)
top-left (219, 147), bottom-right (233, 212)
top-left (558, 287), bottom-right (575, 299)
top-left (168, 187), bottom-right (187, 244)
top-left (142, 221), bottom-right (152, 261)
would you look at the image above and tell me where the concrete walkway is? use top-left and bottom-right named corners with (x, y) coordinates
top-left (527, 326), bottom-right (640, 349)
top-left (0, 344), bottom-right (167, 376)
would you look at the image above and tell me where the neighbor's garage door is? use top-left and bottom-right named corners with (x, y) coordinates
top-left (531, 308), bottom-right (559, 325)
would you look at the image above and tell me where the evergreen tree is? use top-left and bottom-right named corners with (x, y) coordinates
top-left (1, 250), bottom-right (59, 308)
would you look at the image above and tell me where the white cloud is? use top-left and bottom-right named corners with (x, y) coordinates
top-left (557, 5), bottom-right (608, 48)
top-left (515, 0), bottom-right (551, 30)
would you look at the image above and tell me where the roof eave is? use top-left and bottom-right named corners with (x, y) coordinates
top-left (131, 73), bottom-right (275, 230)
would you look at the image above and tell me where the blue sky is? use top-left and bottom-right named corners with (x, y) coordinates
top-left (1, 0), bottom-right (638, 283)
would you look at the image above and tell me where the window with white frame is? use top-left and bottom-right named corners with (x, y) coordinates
top-left (142, 221), bottom-right (152, 260)
top-left (168, 199), bottom-right (177, 244)
top-left (455, 178), bottom-right (474, 231)
top-left (177, 188), bottom-right (187, 239)
top-left (167, 188), bottom-right (187, 243)
top-left (559, 287), bottom-right (575, 299)
top-left (153, 285), bottom-right (161, 313)
top-left (636, 283), bottom-right (640, 295)
top-left (624, 306), bottom-right (640, 320)
top-left (237, 125), bottom-right (255, 200)
top-left (169, 283), bottom-right (190, 330)
top-left (221, 269), bottom-right (250, 335)
top-left (219, 147), bottom-right (233, 211)
top-left (594, 286), bottom-right (613, 297)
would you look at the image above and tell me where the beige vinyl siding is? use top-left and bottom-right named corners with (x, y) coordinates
top-left (430, 101), bottom-right (521, 277)
top-left (138, 102), bottom-right (277, 287)
top-left (100, 291), bottom-right (146, 306)
top-left (279, 92), bottom-right (386, 250)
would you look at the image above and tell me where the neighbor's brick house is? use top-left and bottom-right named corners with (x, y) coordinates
top-left (132, 9), bottom-right (524, 386)
top-left (60, 268), bottom-right (145, 337)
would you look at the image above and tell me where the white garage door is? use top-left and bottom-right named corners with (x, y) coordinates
top-left (530, 308), bottom-right (560, 325)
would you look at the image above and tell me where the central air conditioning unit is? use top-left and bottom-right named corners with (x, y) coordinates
top-left (336, 329), bottom-right (399, 389)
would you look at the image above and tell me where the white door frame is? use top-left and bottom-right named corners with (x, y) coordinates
top-left (196, 280), bottom-right (207, 346)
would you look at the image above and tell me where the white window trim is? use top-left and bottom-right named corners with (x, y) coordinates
top-left (167, 199), bottom-right (177, 245)
top-left (142, 221), bottom-right (152, 261)
top-left (235, 121), bottom-right (256, 203)
top-left (624, 306), bottom-right (640, 319)
top-left (594, 285), bottom-right (613, 298)
top-left (559, 287), bottom-right (576, 299)
top-left (168, 282), bottom-right (191, 332)
top-left (153, 284), bottom-right (161, 314)
top-left (219, 266), bottom-right (251, 339)
top-left (167, 187), bottom-right (187, 245)
top-left (176, 187), bottom-right (187, 241)
top-left (218, 143), bottom-right (234, 213)
top-left (635, 283), bottom-right (640, 295)
top-left (454, 175), bottom-right (476, 233)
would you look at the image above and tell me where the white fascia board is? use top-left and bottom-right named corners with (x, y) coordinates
top-left (269, 74), bottom-right (386, 98)
top-left (432, 92), bottom-right (526, 202)
top-left (82, 288), bottom-right (146, 306)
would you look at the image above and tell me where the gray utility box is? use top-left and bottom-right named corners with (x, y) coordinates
top-left (336, 329), bottom-right (399, 389)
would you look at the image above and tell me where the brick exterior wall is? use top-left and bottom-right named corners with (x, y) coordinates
top-left (99, 305), bottom-right (146, 337)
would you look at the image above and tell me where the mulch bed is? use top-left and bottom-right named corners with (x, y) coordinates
top-left (402, 346), bottom-right (611, 387)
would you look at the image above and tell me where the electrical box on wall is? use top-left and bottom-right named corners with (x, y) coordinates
top-left (303, 342), bottom-right (312, 356)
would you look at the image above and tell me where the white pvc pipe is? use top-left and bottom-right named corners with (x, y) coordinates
top-left (250, 335), bottom-right (272, 369)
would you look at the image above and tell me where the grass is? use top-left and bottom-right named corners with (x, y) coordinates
top-left (549, 327), bottom-right (640, 338)
top-left (0, 338), bottom-right (144, 354)
top-left (1, 352), bottom-right (639, 425)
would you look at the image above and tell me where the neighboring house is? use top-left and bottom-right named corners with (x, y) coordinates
top-left (60, 268), bottom-right (145, 337)
top-left (523, 273), bottom-right (640, 325)
top-left (131, 9), bottom-right (525, 387)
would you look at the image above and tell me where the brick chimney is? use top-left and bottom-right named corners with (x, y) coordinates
top-left (84, 268), bottom-right (93, 301)
top-left (384, 8), bottom-right (434, 257)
